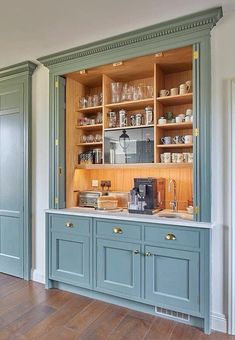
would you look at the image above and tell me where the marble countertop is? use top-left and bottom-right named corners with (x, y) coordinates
top-left (45, 207), bottom-right (213, 229)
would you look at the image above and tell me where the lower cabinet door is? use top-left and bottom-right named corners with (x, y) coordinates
top-left (50, 231), bottom-right (91, 288)
top-left (145, 246), bottom-right (200, 312)
top-left (96, 239), bottom-right (141, 298)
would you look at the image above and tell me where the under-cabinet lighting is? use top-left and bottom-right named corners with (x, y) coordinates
top-left (113, 61), bottom-right (123, 67)
top-left (155, 52), bottom-right (164, 58)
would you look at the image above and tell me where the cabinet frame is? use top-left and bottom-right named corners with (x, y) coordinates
top-left (39, 8), bottom-right (222, 222)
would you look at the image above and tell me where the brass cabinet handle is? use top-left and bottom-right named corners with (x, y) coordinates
top-left (133, 249), bottom-right (140, 255)
top-left (145, 251), bottom-right (152, 256)
top-left (165, 233), bottom-right (176, 240)
top-left (65, 222), bottom-right (74, 228)
top-left (112, 227), bottom-right (123, 234)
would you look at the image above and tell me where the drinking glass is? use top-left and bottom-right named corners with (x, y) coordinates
top-left (147, 85), bottom-right (154, 98)
top-left (111, 82), bottom-right (123, 103)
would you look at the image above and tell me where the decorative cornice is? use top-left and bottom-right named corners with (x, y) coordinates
top-left (0, 61), bottom-right (37, 79)
top-left (38, 7), bottom-right (222, 68)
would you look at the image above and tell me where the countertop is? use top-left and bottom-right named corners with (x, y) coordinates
top-left (45, 207), bottom-right (213, 229)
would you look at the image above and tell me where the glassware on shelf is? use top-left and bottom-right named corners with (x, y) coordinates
top-left (95, 112), bottom-right (103, 124)
top-left (79, 97), bottom-right (87, 108)
top-left (119, 109), bottom-right (127, 127)
top-left (92, 94), bottom-right (100, 106)
top-left (146, 85), bottom-right (154, 98)
top-left (145, 106), bottom-right (153, 125)
top-left (108, 111), bottom-right (117, 128)
top-left (111, 82), bottom-right (123, 103)
top-left (86, 134), bottom-right (95, 143)
top-left (95, 134), bottom-right (102, 142)
top-left (80, 135), bottom-right (87, 143)
top-left (93, 148), bottom-right (102, 164)
top-left (121, 83), bottom-right (129, 102)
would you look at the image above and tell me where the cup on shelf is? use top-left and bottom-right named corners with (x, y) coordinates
top-left (108, 111), bottom-right (117, 128)
top-left (159, 89), bottom-right (170, 97)
top-left (95, 112), bottom-right (103, 124)
top-left (187, 206), bottom-right (194, 214)
top-left (183, 152), bottom-right (189, 162)
top-left (161, 136), bottom-right (172, 145)
top-left (185, 80), bottom-right (192, 93)
top-left (145, 106), bottom-right (153, 125)
top-left (162, 152), bottom-right (171, 163)
top-left (146, 85), bottom-right (154, 98)
top-left (185, 115), bottom-right (191, 122)
top-left (182, 135), bottom-right (193, 144)
top-left (175, 116), bottom-right (183, 123)
top-left (158, 117), bottom-right (167, 125)
top-left (190, 115), bottom-right (193, 123)
top-left (173, 136), bottom-right (183, 144)
top-left (119, 109), bottom-right (128, 127)
top-left (135, 113), bottom-right (143, 126)
top-left (176, 153), bottom-right (184, 163)
top-left (172, 153), bottom-right (178, 163)
top-left (80, 135), bottom-right (87, 143)
top-left (170, 88), bottom-right (179, 96)
top-left (79, 97), bottom-right (87, 108)
top-left (86, 134), bottom-right (94, 143)
top-left (95, 134), bottom-right (102, 142)
top-left (111, 82), bottom-right (123, 103)
top-left (188, 153), bottom-right (193, 163)
top-left (179, 83), bottom-right (188, 95)
top-left (186, 108), bottom-right (193, 116)
top-left (92, 94), bottom-right (100, 106)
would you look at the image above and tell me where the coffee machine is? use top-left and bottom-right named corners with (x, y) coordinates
top-left (128, 177), bottom-right (165, 214)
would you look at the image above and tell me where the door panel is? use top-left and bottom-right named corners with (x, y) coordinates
top-left (51, 231), bottom-right (91, 288)
top-left (145, 246), bottom-right (200, 312)
top-left (96, 239), bottom-right (141, 298)
top-left (0, 84), bottom-right (24, 277)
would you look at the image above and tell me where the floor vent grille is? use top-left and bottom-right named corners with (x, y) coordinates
top-left (155, 306), bottom-right (190, 322)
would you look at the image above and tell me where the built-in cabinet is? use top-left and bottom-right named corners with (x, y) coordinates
top-left (46, 212), bottom-right (211, 332)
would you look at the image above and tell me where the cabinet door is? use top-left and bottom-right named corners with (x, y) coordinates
top-left (145, 246), bottom-right (199, 313)
top-left (96, 239), bottom-right (141, 298)
top-left (51, 231), bottom-right (91, 288)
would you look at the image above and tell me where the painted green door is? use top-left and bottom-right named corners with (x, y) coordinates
top-left (96, 239), bottom-right (141, 298)
top-left (145, 246), bottom-right (200, 313)
top-left (50, 231), bottom-right (91, 288)
top-left (0, 82), bottom-right (24, 277)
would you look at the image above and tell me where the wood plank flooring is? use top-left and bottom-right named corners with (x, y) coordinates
top-left (0, 273), bottom-right (234, 340)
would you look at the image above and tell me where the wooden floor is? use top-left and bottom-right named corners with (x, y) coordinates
top-left (0, 274), bottom-right (234, 340)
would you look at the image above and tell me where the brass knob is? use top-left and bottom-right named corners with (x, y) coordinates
top-left (133, 249), bottom-right (140, 255)
top-left (165, 233), bottom-right (176, 240)
top-left (65, 222), bottom-right (74, 228)
top-left (112, 227), bottom-right (123, 234)
top-left (145, 251), bottom-right (152, 256)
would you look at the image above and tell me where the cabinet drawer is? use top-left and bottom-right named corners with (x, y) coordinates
top-left (50, 214), bottom-right (91, 236)
top-left (144, 224), bottom-right (200, 249)
top-left (95, 219), bottom-right (141, 241)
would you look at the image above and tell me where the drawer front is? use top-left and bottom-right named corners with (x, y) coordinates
top-left (50, 214), bottom-right (91, 236)
top-left (144, 224), bottom-right (200, 249)
top-left (95, 219), bottom-right (141, 241)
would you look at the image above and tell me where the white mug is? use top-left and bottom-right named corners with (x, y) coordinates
top-left (160, 154), bottom-right (165, 163)
top-left (177, 153), bottom-right (184, 163)
top-left (170, 88), bottom-right (178, 96)
top-left (163, 152), bottom-right (171, 163)
top-left (186, 80), bottom-right (192, 93)
top-left (176, 116), bottom-right (183, 123)
top-left (182, 135), bottom-right (193, 144)
top-left (159, 89), bottom-right (170, 97)
top-left (186, 108), bottom-right (193, 116)
top-left (188, 153), bottom-right (193, 163)
top-left (185, 115), bottom-right (191, 122)
top-left (172, 153), bottom-right (178, 163)
top-left (179, 83), bottom-right (187, 95)
top-left (190, 115), bottom-right (193, 123)
top-left (158, 117), bottom-right (167, 125)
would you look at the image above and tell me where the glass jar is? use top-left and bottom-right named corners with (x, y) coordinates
top-left (93, 148), bottom-right (102, 164)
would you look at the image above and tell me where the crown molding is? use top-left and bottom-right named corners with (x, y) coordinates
top-left (38, 7), bottom-right (222, 68)
top-left (0, 61), bottom-right (37, 79)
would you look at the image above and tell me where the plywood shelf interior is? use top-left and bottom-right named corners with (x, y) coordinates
top-left (78, 105), bottom-right (102, 113)
top-left (157, 93), bottom-right (192, 105)
top-left (75, 162), bottom-right (193, 170)
top-left (157, 143), bottom-right (193, 148)
top-left (104, 124), bottom-right (154, 131)
top-left (157, 122), bottom-right (193, 129)
top-left (76, 124), bottom-right (103, 130)
top-left (105, 98), bottom-right (154, 110)
top-left (77, 142), bottom-right (103, 146)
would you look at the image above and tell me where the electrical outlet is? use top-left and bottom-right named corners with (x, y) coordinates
top-left (92, 180), bottom-right (99, 187)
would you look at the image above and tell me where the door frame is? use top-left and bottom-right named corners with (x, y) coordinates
top-left (0, 62), bottom-right (37, 279)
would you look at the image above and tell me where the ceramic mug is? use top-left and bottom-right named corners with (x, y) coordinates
top-left (170, 88), bottom-right (179, 96)
top-left (159, 89), bottom-right (170, 97)
top-left (190, 115), bottom-right (193, 123)
top-left (185, 115), bottom-right (191, 122)
top-left (158, 117), bottom-right (167, 125)
top-left (173, 136), bottom-right (183, 144)
top-left (182, 135), bottom-right (193, 144)
top-left (163, 152), bottom-right (171, 163)
top-left (183, 152), bottom-right (189, 162)
top-left (186, 80), bottom-right (192, 93)
top-left (160, 153), bottom-right (165, 163)
top-left (179, 83), bottom-right (187, 95)
top-left (161, 136), bottom-right (172, 145)
top-left (177, 153), bottom-right (184, 163)
top-left (175, 116), bottom-right (183, 123)
top-left (188, 153), bottom-right (193, 163)
top-left (186, 108), bottom-right (193, 116)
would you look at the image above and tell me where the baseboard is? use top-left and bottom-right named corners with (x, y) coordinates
top-left (212, 313), bottom-right (227, 333)
top-left (31, 269), bottom-right (45, 284)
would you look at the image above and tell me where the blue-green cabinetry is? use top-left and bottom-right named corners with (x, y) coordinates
top-left (46, 213), bottom-right (211, 333)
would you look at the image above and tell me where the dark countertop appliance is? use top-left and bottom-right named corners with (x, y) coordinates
top-left (128, 177), bottom-right (165, 214)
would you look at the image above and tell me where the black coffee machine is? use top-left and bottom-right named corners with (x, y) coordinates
top-left (128, 177), bottom-right (165, 215)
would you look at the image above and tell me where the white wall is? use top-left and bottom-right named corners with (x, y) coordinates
top-left (31, 12), bottom-right (235, 332)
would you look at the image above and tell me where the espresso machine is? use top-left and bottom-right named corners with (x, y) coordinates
top-left (128, 177), bottom-right (165, 214)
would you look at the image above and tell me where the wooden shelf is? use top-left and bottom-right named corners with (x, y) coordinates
top-left (157, 143), bottom-right (193, 148)
top-left (76, 124), bottom-right (103, 130)
top-left (104, 124), bottom-right (154, 131)
top-left (157, 93), bottom-right (192, 105)
top-left (78, 105), bottom-right (102, 113)
top-left (157, 122), bottom-right (193, 129)
top-left (77, 142), bottom-right (103, 146)
top-left (105, 98), bottom-right (154, 110)
top-left (75, 162), bottom-right (193, 170)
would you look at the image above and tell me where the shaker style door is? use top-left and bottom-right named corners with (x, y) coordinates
top-left (96, 239), bottom-right (141, 298)
top-left (50, 231), bottom-right (91, 288)
top-left (145, 246), bottom-right (200, 313)
top-left (0, 83), bottom-right (24, 278)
